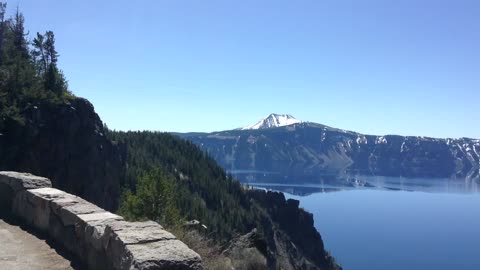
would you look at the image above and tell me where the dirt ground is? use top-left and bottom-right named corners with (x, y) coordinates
top-left (0, 216), bottom-right (77, 270)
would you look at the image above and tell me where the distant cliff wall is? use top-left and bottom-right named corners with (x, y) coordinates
top-left (180, 123), bottom-right (480, 180)
top-left (0, 171), bottom-right (203, 270)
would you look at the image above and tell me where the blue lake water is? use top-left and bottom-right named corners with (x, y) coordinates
top-left (246, 176), bottom-right (480, 270)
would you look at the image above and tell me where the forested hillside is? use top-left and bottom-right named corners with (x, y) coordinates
top-left (109, 131), bottom-right (256, 239)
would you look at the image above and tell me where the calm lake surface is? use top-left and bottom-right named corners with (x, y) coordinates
top-left (242, 175), bottom-right (480, 270)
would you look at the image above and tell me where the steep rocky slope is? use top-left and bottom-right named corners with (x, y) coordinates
top-left (179, 122), bottom-right (480, 181)
top-left (248, 189), bottom-right (337, 269)
top-left (0, 98), bottom-right (125, 210)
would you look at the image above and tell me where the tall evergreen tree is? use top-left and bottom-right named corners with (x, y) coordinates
top-left (0, 2), bottom-right (7, 66)
top-left (32, 32), bottom-right (47, 74)
top-left (44, 63), bottom-right (67, 95)
top-left (42, 30), bottom-right (65, 95)
top-left (9, 7), bottom-right (29, 58)
top-left (44, 31), bottom-right (57, 64)
top-left (2, 7), bottom-right (33, 104)
top-left (120, 167), bottom-right (182, 227)
top-left (0, 1), bottom-right (7, 97)
top-left (32, 30), bottom-right (66, 95)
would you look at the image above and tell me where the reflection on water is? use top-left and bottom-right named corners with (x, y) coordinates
top-left (285, 189), bottom-right (480, 270)
top-left (232, 170), bottom-right (480, 196)
top-left (249, 184), bottom-right (341, 196)
top-left (236, 172), bottom-right (480, 270)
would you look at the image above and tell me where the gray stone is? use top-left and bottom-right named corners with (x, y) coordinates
top-left (128, 239), bottom-right (203, 270)
top-left (80, 212), bottom-right (123, 223)
top-left (0, 182), bottom-right (14, 210)
top-left (11, 188), bottom-right (66, 231)
top-left (48, 212), bottom-right (77, 253)
top-left (0, 171), bottom-right (51, 192)
top-left (49, 194), bottom-right (83, 215)
top-left (107, 221), bottom-right (175, 244)
top-left (105, 221), bottom-right (176, 270)
top-left (59, 200), bottom-right (105, 226)
top-left (80, 214), bottom-right (124, 254)
top-left (22, 188), bottom-right (72, 231)
top-left (29, 187), bottom-right (66, 197)
top-left (84, 218), bottom-right (118, 251)
top-left (12, 190), bottom-right (36, 226)
top-left (104, 221), bottom-right (202, 270)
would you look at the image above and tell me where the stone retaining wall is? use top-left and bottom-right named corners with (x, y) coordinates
top-left (0, 171), bottom-right (203, 270)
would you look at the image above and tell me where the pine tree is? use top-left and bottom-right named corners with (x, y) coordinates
top-left (9, 7), bottom-right (29, 59)
top-left (43, 31), bottom-right (66, 95)
top-left (120, 167), bottom-right (183, 227)
top-left (2, 7), bottom-right (35, 105)
top-left (32, 30), bottom-right (66, 95)
top-left (44, 62), bottom-right (66, 95)
top-left (0, 2), bottom-right (7, 66)
top-left (32, 32), bottom-right (47, 74)
top-left (44, 31), bottom-right (58, 64)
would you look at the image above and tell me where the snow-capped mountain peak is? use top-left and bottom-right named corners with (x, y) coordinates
top-left (242, 113), bottom-right (302, 130)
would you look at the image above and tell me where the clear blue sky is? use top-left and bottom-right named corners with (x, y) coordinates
top-left (9, 0), bottom-right (480, 138)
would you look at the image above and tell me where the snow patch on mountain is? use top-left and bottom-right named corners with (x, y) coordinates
top-left (242, 113), bottom-right (302, 130)
top-left (375, 136), bottom-right (388, 144)
top-left (356, 136), bottom-right (368, 145)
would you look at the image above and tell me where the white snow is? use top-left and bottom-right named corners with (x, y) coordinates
top-left (375, 136), bottom-right (388, 144)
top-left (400, 141), bottom-right (406, 153)
top-left (456, 143), bottom-right (466, 155)
top-left (356, 136), bottom-right (368, 145)
top-left (242, 113), bottom-right (302, 130)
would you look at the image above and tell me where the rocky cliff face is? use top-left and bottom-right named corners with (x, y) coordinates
top-left (0, 98), bottom-right (125, 210)
top-left (179, 122), bottom-right (480, 181)
top-left (247, 189), bottom-right (337, 270)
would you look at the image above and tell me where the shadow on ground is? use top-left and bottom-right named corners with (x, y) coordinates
top-left (0, 210), bottom-right (86, 270)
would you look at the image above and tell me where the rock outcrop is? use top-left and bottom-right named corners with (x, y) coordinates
top-left (0, 171), bottom-right (203, 270)
top-left (247, 189), bottom-right (338, 270)
top-left (0, 98), bottom-right (125, 210)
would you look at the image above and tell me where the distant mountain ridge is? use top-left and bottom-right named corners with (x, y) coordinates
top-left (179, 118), bottom-right (480, 181)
